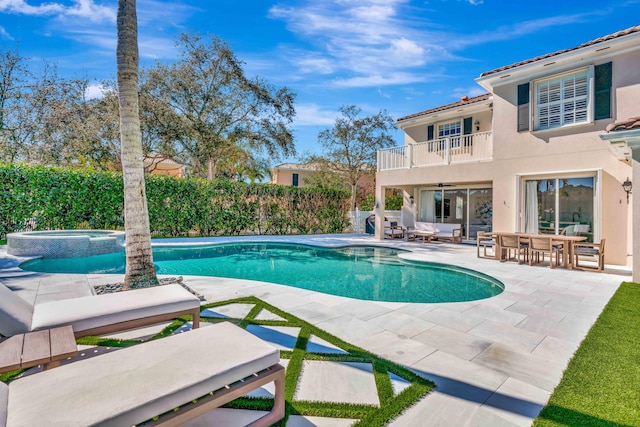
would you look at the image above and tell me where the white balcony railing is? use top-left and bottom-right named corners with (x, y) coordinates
top-left (377, 131), bottom-right (492, 171)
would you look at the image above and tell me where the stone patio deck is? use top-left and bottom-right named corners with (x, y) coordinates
top-left (0, 234), bottom-right (629, 426)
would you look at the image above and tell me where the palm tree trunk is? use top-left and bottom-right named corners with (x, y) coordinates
top-left (117, 0), bottom-right (158, 289)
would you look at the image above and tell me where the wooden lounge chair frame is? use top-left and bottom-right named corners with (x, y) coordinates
top-left (1, 322), bottom-right (285, 427)
top-left (154, 364), bottom-right (285, 427)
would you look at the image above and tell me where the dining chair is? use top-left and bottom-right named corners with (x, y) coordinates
top-left (476, 231), bottom-right (496, 259)
top-left (499, 234), bottom-right (527, 264)
top-left (573, 239), bottom-right (606, 272)
top-left (529, 236), bottom-right (563, 268)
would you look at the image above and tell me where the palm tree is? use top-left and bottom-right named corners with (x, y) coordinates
top-left (117, 0), bottom-right (158, 288)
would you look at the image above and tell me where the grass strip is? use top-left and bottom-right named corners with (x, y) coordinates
top-left (533, 282), bottom-right (640, 427)
top-left (202, 297), bottom-right (435, 424)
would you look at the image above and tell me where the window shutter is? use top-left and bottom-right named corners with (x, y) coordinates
top-left (594, 62), bottom-right (612, 120)
top-left (427, 125), bottom-right (434, 141)
top-left (463, 117), bottom-right (472, 135)
top-left (517, 83), bottom-right (530, 132)
top-left (463, 117), bottom-right (472, 146)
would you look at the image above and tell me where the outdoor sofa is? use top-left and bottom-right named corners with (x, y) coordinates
top-left (406, 222), bottom-right (462, 243)
top-left (0, 282), bottom-right (201, 338)
top-left (0, 322), bottom-right (285, 427)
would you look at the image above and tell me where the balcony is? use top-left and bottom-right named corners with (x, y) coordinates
top-left (377, 131), bottom-right (493, 171)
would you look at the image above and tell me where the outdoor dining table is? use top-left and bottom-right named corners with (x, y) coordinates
top-left (490, 232), bottom-right (587, 268)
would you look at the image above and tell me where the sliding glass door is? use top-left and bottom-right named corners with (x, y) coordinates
top-left (524, 176), bottom-right (594, 240)
top-left (419, 187), bottom-right (492, 239)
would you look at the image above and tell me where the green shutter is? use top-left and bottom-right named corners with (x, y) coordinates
top-left (463, 117), bottom-right (472, 135)
top-left (463, 117), bottom-right (472, 147)
top-left (594, 62), bottom-right (612, 120)
top-left (517, 83), bottom-right (530, 132)
top-left (427, 125), bottom-right (434, 141)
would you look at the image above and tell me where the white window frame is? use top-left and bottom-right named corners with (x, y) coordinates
top-left (438, 120), bottom-right (462, 149)
top-left (533, 66), bottom-right (593, 131)
top-left (516, 169), bottom-right (601, 242)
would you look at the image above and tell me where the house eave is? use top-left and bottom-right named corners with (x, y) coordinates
top-left (476, 31), bottom-right (640, 91)
top-left (395, 99), bottom-right (493, 129)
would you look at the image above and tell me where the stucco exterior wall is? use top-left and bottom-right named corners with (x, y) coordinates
top-left (378, 46), bottom-right (638, 266)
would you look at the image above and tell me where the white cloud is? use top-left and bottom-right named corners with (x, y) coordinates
top-left (451, 12), bottom-right (603, 49)
top-left (294, 103), bottom-right (340, 126)
top-left (333, 72), bottom-right (426, 88)
top-left (84, 83), bottom-right (106, 100)
top-left (269, 0), bottom-right (458, 87)
top-left (295, 55), bottom-right (335, 75)
top-left (0, 25), bottom-right (13, 40)
top-left (0, 0), bottom-right (65, 16)
top-left (268, 0), bottom-right (609, 90)
top-left (0, 0), bottom-right (115, 23)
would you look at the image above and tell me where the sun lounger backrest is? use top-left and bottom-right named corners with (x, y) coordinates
top-left (0, 283), bottom-right (33, 336)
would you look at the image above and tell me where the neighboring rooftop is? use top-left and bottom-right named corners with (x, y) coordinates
top-left (606, 117), bottom-right (640, 132)
top-left (396, 93), bottom-right (492, 123)
top-left (272, 163), bottom-right (319, 171)
top-left (480, 25), bottom-right (640, 77)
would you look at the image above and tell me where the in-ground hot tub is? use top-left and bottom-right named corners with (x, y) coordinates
top-left (7, 230), bottom-right (125, 259)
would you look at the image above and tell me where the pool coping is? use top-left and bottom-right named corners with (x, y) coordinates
top-left (0, 233), bottom-right (631, 426)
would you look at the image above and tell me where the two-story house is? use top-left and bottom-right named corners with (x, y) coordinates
top-left (375, 25), bottom-right (640, 271)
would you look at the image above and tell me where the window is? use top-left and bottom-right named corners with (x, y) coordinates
top-left (519, 63), bottom-right (612, 132)
top-left (535, 68), bottom-right (589, 130)
top-left (292, 173), bottom-right (299, 187)
top-left (439, 121), bottom-right (461, 148)
top-left (523, 176), bottom-right (595, 241)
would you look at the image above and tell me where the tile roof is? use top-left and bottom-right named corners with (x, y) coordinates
top-left (396, 93), bottom-right (492, 123)
top-left (606, 117), bottom-right (640, 132)
top-left (143, 155), bottom-right (183, 167)
top-left (272, 162), bottom-right (318, 171)
top-left (480, 25), bottom-right (640, 78)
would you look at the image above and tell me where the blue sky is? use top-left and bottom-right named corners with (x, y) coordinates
top-left (1, 0), bottom-right (639, 163)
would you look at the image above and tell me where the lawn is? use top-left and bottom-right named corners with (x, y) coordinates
top-left (533, 282), bottom-right (640, 426)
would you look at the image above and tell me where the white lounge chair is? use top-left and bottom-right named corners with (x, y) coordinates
top-left (0, 322), bottom-right (285, 427)
top-left (0, 282), bottom-right (201, 338)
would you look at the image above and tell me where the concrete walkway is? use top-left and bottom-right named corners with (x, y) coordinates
top-left (0, 234), bottom-right (630, 426)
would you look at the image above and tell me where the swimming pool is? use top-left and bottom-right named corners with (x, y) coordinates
top-left (20, 242), bottom-right (504, 303)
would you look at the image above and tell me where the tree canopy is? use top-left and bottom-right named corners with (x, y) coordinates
top-left (0, 33), bottom-right (297, 180)
top-left (311, 105), bottom-right (395, 208)
top-left (140, 33), bottom-right (296, 179)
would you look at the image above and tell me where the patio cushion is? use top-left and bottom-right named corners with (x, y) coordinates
top-left (31, 284), bottom-right (200, 334)
top-left (574, 247), bottom-right (599, 255)
top-left (0, 283), bottom-right (33, 336)
top-left (6, 322), bottom-right (280, 427)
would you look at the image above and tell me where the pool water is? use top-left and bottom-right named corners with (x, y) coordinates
top-left (20, 242), bottom-right (504, 303)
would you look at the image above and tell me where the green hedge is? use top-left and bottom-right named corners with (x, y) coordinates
top-left (0, 164), bottom-right (351, 239)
